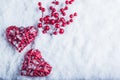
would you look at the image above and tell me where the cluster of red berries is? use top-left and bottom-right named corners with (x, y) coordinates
top-left (37, 0), bottom-right (77, 35)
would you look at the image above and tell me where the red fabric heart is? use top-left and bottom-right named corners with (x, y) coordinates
top-left (6, 26), bottom-right (38, 52)
top-left (21, 49), bottom-right (52, 77)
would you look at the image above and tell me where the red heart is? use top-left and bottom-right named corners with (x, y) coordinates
top-left (21, 49), bottom-right (52, 77)
top-left (6, 26), bottom-right (38, 52)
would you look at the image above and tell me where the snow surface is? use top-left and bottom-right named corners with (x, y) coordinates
top-left (0, 0), bottom-right (120, 80)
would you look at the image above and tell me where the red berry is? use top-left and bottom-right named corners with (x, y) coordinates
top-left (42, 8), bottom-right (45, 12)
top-left (60, 8), bottom-right (64, 13)
top-left (55, 1), bottom-right (59, 5)
top-left (64, 6), bottom-right (68, 10)
top-left (65, 1), bottom-right (69, 4)
top-left (39, 18), bottom-right (43, 22)
top-left (74, 12), bottom-right (77, 16)
top-left (42, 30), bottom-right (47, 34)
top-left (54, 13), bottom-right (59, 18)
top-left (52, 1), bottom-right (55, 4)
top-left (39, 7), bottom-right (42, 10)
top-left (70, 19), bottom-right (73, 22)
top-left (59, 28), bottom-right (64, 34)
top-left (44, 16), bottom-right (49, 21)
top-left (66, 21), bottom-right (70, 25)
top-left (46, 15), bottom-right (50, 18)
top-left (52, 8), bottom-right (56, 12)
top-left (45, 15), bottom-right (50, 20)
top-left (55, 23), bottom-right (60, 28)
top-left (51, 13), bottom-right (54, 17)
top-left (38, 2), bottom-right (42, 6)
top-left (60, 17), bottom-right (65, 22)
top-left (38, 23), bottom-right (42, 28)
top-left (49, 6), bottom-right (53, 10)
top-left (69, 1), bottom-right (72, 4)
top-left (50, 19), bottom-right (55, 25)
top-left (62, 22), bottom-right (66, 27)
top-left (69, 14), bottom-right (73, 18)
top-left (71, 0), bottom-right (74, 2)
top-left (62, 12), bottom-right (66, 16)
top-left (60, 18), bottom-right (66, 25)
top-left (44, 26), bottom-right (50, 30)
top-left (53, 31), bottom-right (57, 35)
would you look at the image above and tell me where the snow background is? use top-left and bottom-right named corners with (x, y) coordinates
top-left (0, 0), bottom-right (120, 80)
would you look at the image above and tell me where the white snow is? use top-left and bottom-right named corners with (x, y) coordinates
top-left (0, 0), bottom-right (120, 80)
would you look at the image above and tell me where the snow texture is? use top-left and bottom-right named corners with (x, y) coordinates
top-left (0, 0), bottom-right (120, 80)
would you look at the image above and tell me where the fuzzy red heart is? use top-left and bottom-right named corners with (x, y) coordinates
top-left (21, 49), bottom-right (52, 77)
top-left (6, 26), bottom-right (38, 52)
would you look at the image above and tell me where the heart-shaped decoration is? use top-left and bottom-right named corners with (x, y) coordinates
top-left (6, 26), bottom-right (38, 52)
top-left (21, 49), bottom-right (52, 77)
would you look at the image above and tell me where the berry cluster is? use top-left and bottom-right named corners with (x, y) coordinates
top-left (37, 0), bottom-right (77, 35)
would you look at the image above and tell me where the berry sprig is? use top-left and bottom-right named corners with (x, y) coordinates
top-left (37, 0), bottom-right (77, 35)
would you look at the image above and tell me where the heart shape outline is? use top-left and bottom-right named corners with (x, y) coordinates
top-left (6, 26), bottom-right (38, 52)
top-left (21, 49), bottom-right (52, 77)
